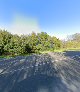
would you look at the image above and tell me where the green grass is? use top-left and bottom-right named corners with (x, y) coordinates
top-left (40, 49), bottom-right (65, 54)
top-left (0, 48), bottom-right (80, 59)
top-left (65, 48), bottom-right (80, 51)
top-left (40, 48), bottom-right (80, 54)
top-left (0, 55), bottom-right (13, 59)
top-left (40, 51), bottom-right (52, 54)
top-left (54, 49), bottom-right (65, 52)
top-left (54, 48), bottom-right (80, 52)
top-left (0, 53), bottom-right (33, 59)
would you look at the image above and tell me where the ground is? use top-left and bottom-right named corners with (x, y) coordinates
top-left (0, 51), bottom-right (80, 92)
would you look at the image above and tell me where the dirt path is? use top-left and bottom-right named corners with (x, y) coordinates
top-left (48, 52), bottom-right (67, 62)
top-left (48, 52), bottom-right (80, 92)
top-left (0, 52), bottom-right (80, 92)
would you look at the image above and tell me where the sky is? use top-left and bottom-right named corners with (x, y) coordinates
top-left (0, 0), bottom-right (80, 39)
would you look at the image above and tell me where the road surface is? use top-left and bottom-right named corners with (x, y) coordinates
top-left (0, 51), bottom-right (80, 92)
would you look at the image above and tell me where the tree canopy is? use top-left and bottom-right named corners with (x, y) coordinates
top-left (62, 33), bottom-right (80, 49)
top-left (0, 29), bottom-right (61, 56)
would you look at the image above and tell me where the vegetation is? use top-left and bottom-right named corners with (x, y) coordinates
top-left (0, 29), bottom-right (61, 56)
top-left (0, 29), bottom-right (80, 57)
top-left (62, 33), bottom-right (80, 50)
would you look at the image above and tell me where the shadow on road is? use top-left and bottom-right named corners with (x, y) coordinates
top-left (8, 74), bottom-right (69, 92)
top-left (64, 51), bottom-right (80, 57)
top-left (0, 54), bottom-right (80, 92)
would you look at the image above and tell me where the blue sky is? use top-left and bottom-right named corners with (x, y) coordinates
top-left (0, 0), bottom-right (80, 39)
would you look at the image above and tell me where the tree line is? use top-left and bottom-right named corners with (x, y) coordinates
top-left (0, 29), bottom-right (61, 56)
top-left (62, 33), bottom-right (80, 50)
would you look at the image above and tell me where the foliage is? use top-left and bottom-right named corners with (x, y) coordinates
top-left (0, 29), bottom-right (62, 56)
top-left (62, 33), bottom-right (80, 50)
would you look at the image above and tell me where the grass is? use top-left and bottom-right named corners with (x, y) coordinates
top-left (0, 55), bottom-right (13, 59)
top-left (40, 49), bottom-right (64, 54)
top-left (54, 49), bottom-right (65, 52)
top-left (40, 48), bottom-right (80, 54)
top-left (0, 53), bottom-right (35, 59)
top-left (40, 51), bottom-right (52, 54)
top-left (0, 48), bottom-right (80, 59)
top-left (54, 48), bottom-right (80, 52)
top-left (65, 48), bottom-right (80, 51)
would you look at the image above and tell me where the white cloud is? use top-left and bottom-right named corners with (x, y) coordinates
top-left (0, 14), bottom-right (80, 40)
top-left (46, 26), bottom-right (80, 40)
top-left (48, 32), bottom-right (67, 40)
top-left (1, 14), bottom-right (41, 35)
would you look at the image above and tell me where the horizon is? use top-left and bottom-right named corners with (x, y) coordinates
top-left (0, 0), bottom-right (80, 40)
top-left (1, 28), bottom-right (80, 41)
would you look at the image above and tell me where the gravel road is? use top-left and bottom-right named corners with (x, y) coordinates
top-left (0, 51), bottom-right (80, 92)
